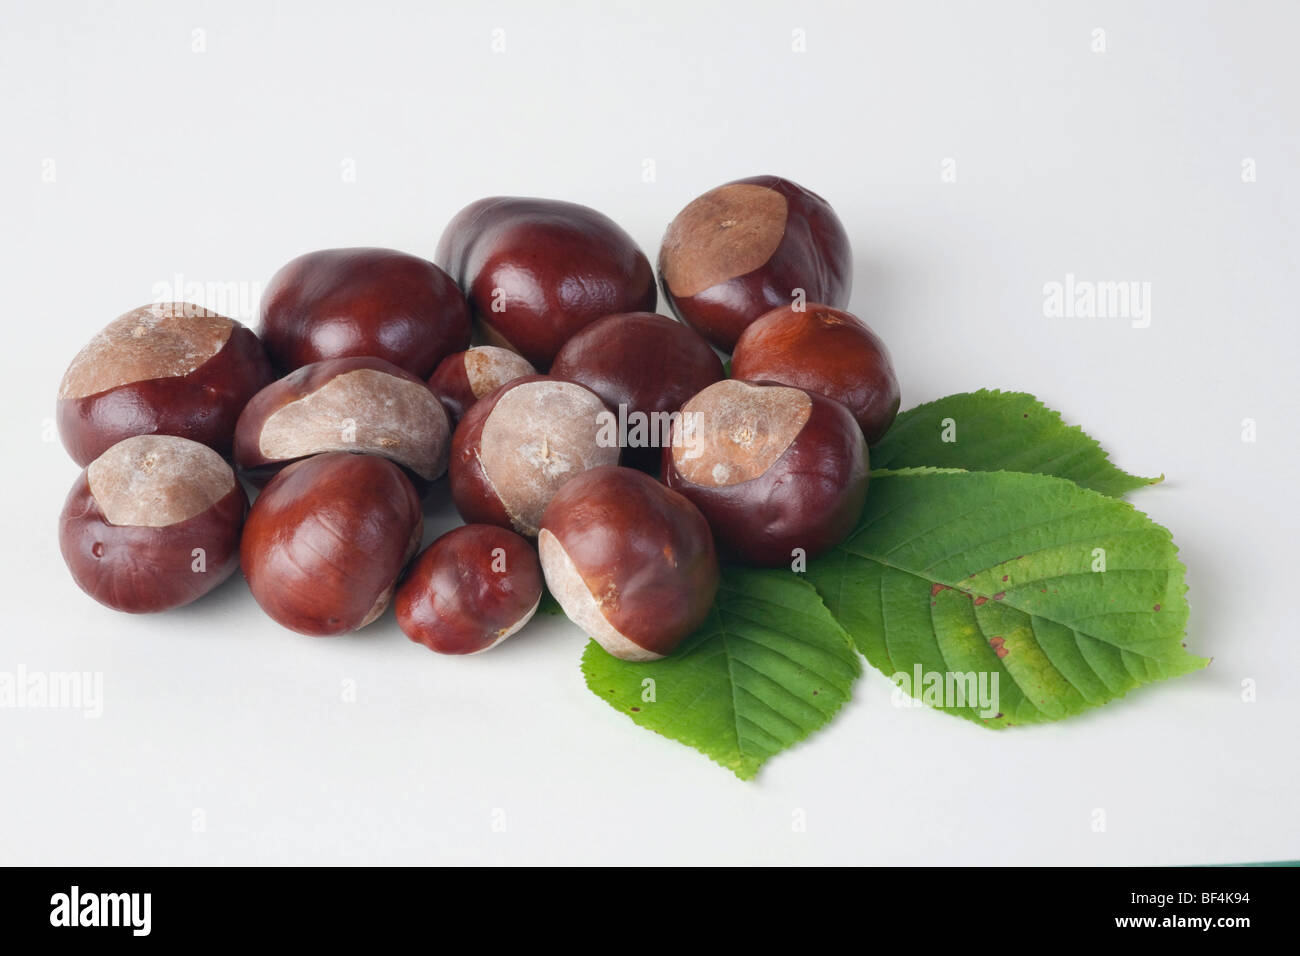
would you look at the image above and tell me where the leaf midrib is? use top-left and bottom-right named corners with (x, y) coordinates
top-left (841, 546), bottom-right (1179, 661)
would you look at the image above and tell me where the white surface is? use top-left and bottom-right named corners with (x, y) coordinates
top-left (2, 0), bottom-right (1297, 866)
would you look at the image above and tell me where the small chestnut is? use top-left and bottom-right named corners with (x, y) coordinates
top-left (258, 247), bottom-right (472, 378)
top-left (240, 452), bottom-right (423, 636)
top-left (435, 197), bottom-right (657, 368)
top-left (233, 356), bottom-right (451, 487)
top-left (57, 302), bottom-right (274, 467)
top-left (395, 525), bottom-right (543, 655)
top-left (427, 345), bottom-right (537, 423)
top-left (449, 375), bottom-right (620, 536)
top-left (730, 304), bottom-right (900, 444)
top-left (658, 175), bottom-right (852, 351)
top-left (663, 379), bottom-right (868, 567)
top-left (549, 312), bottom-right (725, 471)
top-left (539, 466), bottom-right (719, 661)
top-left (59, 435), bottom-right (248, 613)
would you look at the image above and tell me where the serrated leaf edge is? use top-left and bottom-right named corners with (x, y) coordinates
top-left (580, 573), bottom-right (860, 780)
top-left (821, 468), bottom-right (1206, 728)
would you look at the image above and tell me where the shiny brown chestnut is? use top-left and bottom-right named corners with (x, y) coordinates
top-left (427, 345), bottom-right (536, 423)
top-left (59, 435), bottom-right (247, 612)
top-left (258, 247), bottom-right (471, 378)
top-left (663, 379), bottom-right (868, 567)
top-left (57, 303), bottom-right (274, 467)
top-left (395, 525), bottom-right (543, 655)
top-left (233, 356), bottom-right (451, 487)
top-left (658, 175), bottom-right (852, 352)
top-left (549, 312), bottom-right (725, 471)
top-left (731, 304), bottom-right (900, 444)
top-left (539, 466), bottom-right (718, 661)
top-left (240, 452), bottom-right (423, 636)
top-left (449, 375), bottom-right (619, 536)
top-left (435, 197), bottom-right (657, 368)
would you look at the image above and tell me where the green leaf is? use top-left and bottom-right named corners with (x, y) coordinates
top-left (871, 390), bottom-right (1160, 496)
top-left (805, 469), bottom-right (1206, 728)
top-left (581, 567), bottom-right (860, 780)
top-left (536, 586), bottom-right (565, 617)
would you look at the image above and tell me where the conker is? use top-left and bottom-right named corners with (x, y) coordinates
top-left (59, 435), bottom-right (247, 613)
top-left (539, 466), bottom-right (718, 661)
top-left (449, 375), bottom-right (619, 536)
top-left (435, 197), bottom-right (657, 368)
top-left (57, 302), bottom-right (274, 467)
top-left (549, 312), bottom-right (725, 471)
top-left (663, 379), bottom-right (868, 567)
top-left (658, 175), bottom-right (852, 351)
top-left (395, 525), bottom-right (543, 655)
top-left (240, 452), bottom-right (423, 636)
top-left (258, 247), bottom-right (472, 378)
top-left (730, 304), bottom-right (900, 444)
top-left (427, 345), bottom-right (537, 423)
top-left (233, 356), bottom-right (451, 487)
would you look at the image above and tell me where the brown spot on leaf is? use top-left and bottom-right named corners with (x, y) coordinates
top-left (930, 582), bottom-right (950, 596)
top-left (989, 636), bottom-right (1008, 658)
top-left (1001, 575), bottom-right (1009, 582)
top-left (992, 591), bottom-right (1006, 601)
top-left (1153, 603), bottom-right (1162, 612)
top-left (630, 706), bottom-right (640, 712)
top-left (974, 596), bottom-right (988, 606)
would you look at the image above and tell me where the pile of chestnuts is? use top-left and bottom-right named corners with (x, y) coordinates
top-left (56, 175), bottom-right (900, 662)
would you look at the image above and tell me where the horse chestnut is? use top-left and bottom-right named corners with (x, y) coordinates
top-left (663, 379), bottom-right (868, 566)
top-left (240, 452), bottom-right (423, 636)
top-left (395, 525), bottom-right (543, 655)
top-left (258, 247), bottom-right (471, 378)
top-left (57, 303), bottom-right (274, 467)
top-left (59, 435), bottom-right (247, 612)
top-left (539, 466), bottom-right (718, 661)
top-left (449, 375), bottom-right (619, 536)
top-left (233, 356), bottom-right (451, 487)
top-left (427, 346), bottom-right (537, 423)
top-left (730, 304), bottom-right (900, 444)
top-left (549, 312), bottom-right (725, 471)
top-left (658, 175), bottom-right (852, 351)
top-left (435, 197), bottom-right (657, 368)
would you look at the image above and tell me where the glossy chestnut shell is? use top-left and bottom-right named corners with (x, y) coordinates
top-left (59, 435), bottom-right (247, 612)
top-left (240, 452), bottom-right (423, 636)
top-left (658, 175), bottom-right (852, 351)
top-left (435, 197), bottom-right (657, 368)
top-left (662, 379), bottom-right (868, 566)
top-left (731, 304), bottom-right (900, 444)
top-left (449, 374), bottom-right (619, 536)
top-left (258, 247), bottom-right (471, 378)
top-left (549, 312), bottom-right (725, 471)
top-left (57, 303), bottom-right (274, 467)
top-left (427, 346), bottom-right (536, 423)
top-left (538, 466), bottom-right (718, 661)
top-left (233, 355), bottom-right (451, 488)
top-left (395, 524), bottom-right (543, 655)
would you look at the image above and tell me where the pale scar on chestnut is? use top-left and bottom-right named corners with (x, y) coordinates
top-left (661, 184), bottom-right (788, 297)
top-left (59, 304), bottom-right (233, 399)
top-left (87, 435), bottom-right (235, 527)
top-left (672, 380), bottom-right (811, 487)
top-left (257, 368), bottom-right (450, 479)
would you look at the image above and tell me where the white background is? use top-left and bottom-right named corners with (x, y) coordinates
top-left (2, 0), bottom-right (1297, 866)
